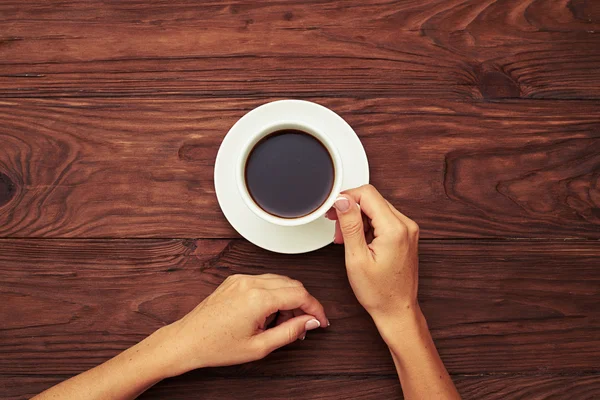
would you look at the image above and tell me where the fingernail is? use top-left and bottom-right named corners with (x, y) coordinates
top-left (305, 319), bottom-right (320, 331)
top-left (299, 333), bottom-right (306, 340)
top-left (334, 196), bottom-right (350, 213)
top-left (327, 319), bottom-right (331, 327)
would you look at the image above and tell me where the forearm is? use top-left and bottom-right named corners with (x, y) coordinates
top-left (33, 327), bottom-right (174, 400)
top-left (374, 306), bottom-right (460, 400)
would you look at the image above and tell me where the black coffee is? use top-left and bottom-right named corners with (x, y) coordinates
top-left (245, 129), bottom-right (334, 218)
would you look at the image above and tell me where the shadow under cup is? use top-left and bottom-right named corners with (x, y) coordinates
top-left (237, 123), bottom-right (343, 227)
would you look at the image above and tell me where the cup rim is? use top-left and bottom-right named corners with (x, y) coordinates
top-left (236, 121), bottom-right (343, 227)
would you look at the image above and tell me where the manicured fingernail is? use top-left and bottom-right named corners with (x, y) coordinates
top-left (327, 319), bottom-right (331, 327)
top-left (334, 196), bottom-right (350, 212)
top-left (299, 333), bottom-right (306, 340)
top-left (305, 319), bottom-right (320, 331)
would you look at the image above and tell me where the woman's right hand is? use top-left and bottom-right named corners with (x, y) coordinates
top-left (329, 185), bottom-right (461, 400)
top-left (327, 184), bottom-right (420, 325)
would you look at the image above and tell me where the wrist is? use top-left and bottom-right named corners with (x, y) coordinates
top-left (371, 303), bottom-right (427, 349)
top-left (148, 320), bottom-right (214, 377)
top-left (127, 325), bottom-right (181, 380)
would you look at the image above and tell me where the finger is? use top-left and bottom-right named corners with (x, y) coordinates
top-left (254, 314), bottom-right (321, 353)
top-left (333, 211), bottom-right (372, 245)
top-left (343, 185), bottom-right (401, 236)
top-left (267, 287), bottom-right (328, 328)
top-left (383, 200), bottom-right (410, 224)
top-left (385, 200), bottom-right (420, 235)
top-left (325, 208), bottom-right (338, 220)
top-left (333, 195), bottom-right (370, 261)
top-left (333, 220), bottom-right (343, 244)
top-left (292, 308), bottom-right (307, 340)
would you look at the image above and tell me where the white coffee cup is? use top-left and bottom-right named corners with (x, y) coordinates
top-left (236, 121), bottom-right (343, 227)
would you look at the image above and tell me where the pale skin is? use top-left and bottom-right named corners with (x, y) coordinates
top-left (33, 184), bottom-right (460, 400)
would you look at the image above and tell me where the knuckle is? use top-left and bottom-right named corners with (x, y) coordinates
top-left (398, 224), bottom-right (409, 237)
top-left (296, 286), bottom-right (311, 299)
top-left (247, 287), bottom-right (265, 302)
top-left (290, 287), bottom-right (308, 299)
top-left (390, 224), bottom-right (408, 242)
top-left (238, 277), bottom-right (251, 290)
top-left (364, 184), bottom-right (379, 196)
top-left (363, 183), bottom-right (375, 192)
top-left (287, 327), bottom-right (299, 344)
top-left (407, 221), bottom-right (419, 236)
top-left (289, 279), bottom-right (304, 288)
top-left (289, 286), bottom-right (311, 303)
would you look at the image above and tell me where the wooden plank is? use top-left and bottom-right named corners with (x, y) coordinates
top-left (0, 97), bottom-right (598, 239)
top-left (0, 0), bottom-right (599, 99)
top-left (1, 239), bottom-right (598, 376)
top-left (3, 374), bottom-right (600, 400)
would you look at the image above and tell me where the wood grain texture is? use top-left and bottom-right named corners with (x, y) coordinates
top-left (0, 0), bottom-right (599, 99)
top-left (2, 1), bottom-right (599, 399)
top-left (1, 239), bottom-right (598, 378)
top-left (3, 374), bottom-right (600, 400)
top-left (0, 97), bottom-right (598, 239)
top-left (145, 374), bottom-right (600, 400)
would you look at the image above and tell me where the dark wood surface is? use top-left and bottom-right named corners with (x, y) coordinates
top-left (1, 0), bottom-right (600, 100)
top-left (4, 375), bottom-right (600, 400)
top-left (5, 375), bottom-right (600, 400)
top-left (1, 97), bottom-right (598, 239)
top-left (1, 239), bottom-right (599, 377)
top-left (1, 1), bottom-right (599, 399)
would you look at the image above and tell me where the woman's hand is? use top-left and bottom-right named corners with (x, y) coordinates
top-left (329, 185), bottom-right (461, 399)
top-left (33, 274), bottom-right (328, 400)
top-left (327, 184), bottom-right (419, 323)
top-left (157, 274), bottom-right (328, 377)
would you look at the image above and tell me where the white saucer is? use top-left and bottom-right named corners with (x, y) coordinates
top-left (214, 100), bottom-right (369, 254)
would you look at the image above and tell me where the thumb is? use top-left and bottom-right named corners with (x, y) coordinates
top-left (255, 315), bottom-right (321, 353)
top-left (334, 195), bottom-right (368, 255)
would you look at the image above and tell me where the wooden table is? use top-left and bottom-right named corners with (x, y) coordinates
top-left (1, 1), bottom-right (599, 399)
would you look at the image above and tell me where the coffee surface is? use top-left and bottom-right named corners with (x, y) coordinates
top-left (245, 130), bottom-right (334, 218)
